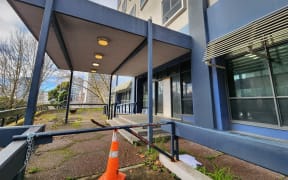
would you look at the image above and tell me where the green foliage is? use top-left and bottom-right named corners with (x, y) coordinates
top-left (143, 149), bottom-right (165, 172)
top-left (27, 167), bottom-right (41, 174)
top-left (71, 120), bottom-right (81, 129)
top-left (0, 96), bottom-right (26, 110)
top-left (197, 165), bottom-right (241, 180)
top-left (48, 81), bottom-right (70, 107)
top-left (65, 177), bottom-right (76, 180)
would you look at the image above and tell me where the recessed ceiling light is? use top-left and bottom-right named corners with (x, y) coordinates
top-left (92, 62), bottom-right (100, 67)
top-left (94, 53), bottom-right (103, 60)
top-left (97, 37), bottom-right (109, 46)
top-left (91, 69), bottom-right (97, 73)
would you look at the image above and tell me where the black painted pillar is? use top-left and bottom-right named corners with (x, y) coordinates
top-left (147, 19), bottom-right (153, 147)
top-left (65, 70), bottom-right (73, 124)
top-left (24, 0), bottom-right (54, 125)
top-left (108, 75), bottom-right (113, 119)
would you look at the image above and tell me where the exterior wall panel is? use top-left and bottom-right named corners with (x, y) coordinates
top-left (207, 0), bottom-right (288, 40)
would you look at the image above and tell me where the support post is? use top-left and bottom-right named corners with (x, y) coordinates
top-left (108, 75), bottom-right (113, 119)
top-left (24, 0), bottom-right (54, 125)
top-left (1, 118), bottom-right (5, 127)
top-left (171, 122), bottom-right (175, 159)
top-left (65, 70), bottom-right (73, 124)
top-left (147, 18), bottom-right (153, 147)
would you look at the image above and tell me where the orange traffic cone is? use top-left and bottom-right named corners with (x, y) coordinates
top-left (99, 130), bottom-right (126, 180)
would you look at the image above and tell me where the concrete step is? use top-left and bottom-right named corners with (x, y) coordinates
top-left (107, 119), bottom-right (139, 144)
top-left (112, 117), bottom-right (167, 136)
top-left (107, 118), bottom-right (170, 144)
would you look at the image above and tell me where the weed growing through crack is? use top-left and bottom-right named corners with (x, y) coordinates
top-left (197, 164), bottom-right (241, 180)
top-left (27, 167), bottom-right (41, 174)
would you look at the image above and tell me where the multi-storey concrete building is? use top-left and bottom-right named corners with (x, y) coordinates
top-left (7, 0), bottom-right (288, 175)
top-left (115, 0), bottom-right (288, 174)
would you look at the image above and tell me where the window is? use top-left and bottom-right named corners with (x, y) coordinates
top-left (226, 42), bottom-right (288, 127)
top-left (157, 81), bottom-right (163, 113)
top-left (140, 0), bottom-right (148, 9)
top-left (129, 4), bottom-right (136, 16)
top-left (118, 0), bottom-right (122, 9)
top-left (122, 0), bottom-right (127, 12)
top-left (162, 0), bottom-right (184, 24)
top-left (181, 71), bottom-right (192, 114)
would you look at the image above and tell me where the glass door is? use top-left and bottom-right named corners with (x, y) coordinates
top-left (171, 74), bottom-right (181, 118)
top-left (156, 81), bottom-right (163, 113)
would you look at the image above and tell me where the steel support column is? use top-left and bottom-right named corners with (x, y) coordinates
top-left (108, 75), bottom-right (113, 119)
top-left (65, 70), bottom-right (73, 124)
top-left (147, 19), bottom-right (153, 147)
top-left (24, 0), bottom-right (54, 125)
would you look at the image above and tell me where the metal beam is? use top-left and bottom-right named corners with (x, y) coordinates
top-left (64, 70), bottom-right (73, 124)
top-left (12, 0), bottom-right (192, 49)
top-left (24, 0), bottom-right (54, 125)
top-left (111, 39), bottom-right (147, 75)
top-left (52, 13), bottom-right (73, 70)
top-left (147, 19), bottom-right (153, 147)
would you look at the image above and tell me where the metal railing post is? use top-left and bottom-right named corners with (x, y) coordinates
top-left (171, 122), bottom-right (175, 159)
top-left (65, 70), bottom-right (73, 124)
top-left (1, 118), bottom-right (5, 127)
top-left (175, 136), bottom-right (179, 161)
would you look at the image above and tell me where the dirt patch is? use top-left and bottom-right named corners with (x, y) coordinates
top-left (175, 139), bottom-right (287, 180)
top-left (25, 109), bottom-right (177, 180)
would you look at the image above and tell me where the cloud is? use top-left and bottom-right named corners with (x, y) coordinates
top-left (89, 0), bottom-right (117, 9)
top-left (0, 1), bottom-right (26, 39)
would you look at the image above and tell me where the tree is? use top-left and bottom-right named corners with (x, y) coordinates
top-left (0, 30), bottom-right (56, 109)
top-left (72, 73), bottom-right (111, 104)
top-left (48, 81), bottom-right (69, 107)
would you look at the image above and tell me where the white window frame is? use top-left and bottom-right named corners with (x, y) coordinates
top-left (162, 0), bottom-right (186, 26)
top-left (129, 4), bottom-right (136, 16)
top-left (122, 0), bottom-right (127, 12)
top-left (140, 0), bottom-right (148, 10)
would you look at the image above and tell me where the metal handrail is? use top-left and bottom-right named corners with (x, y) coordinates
top-left (0, 105), bottom-right (51, 127)
top-left (13, 121), bottom-right (179, 161)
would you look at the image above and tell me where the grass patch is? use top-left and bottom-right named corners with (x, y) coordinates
top-left (143, 149), bottom-right (165, 172)
top-left (197, 165), bottom-right (240, 180)
top-left (27, 167), bottom-right (41, 174)
top-left (204, 153), bottom-right (223, 161)
top-left (65, 177), bottom-right (76, 180)
top-left (71, 120), bottom-right (81, 129)
top-left (58, 149), bottom-right (75, 161)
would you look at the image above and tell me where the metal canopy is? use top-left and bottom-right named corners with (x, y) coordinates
top-left (8, 0), bottom-right (191, 76)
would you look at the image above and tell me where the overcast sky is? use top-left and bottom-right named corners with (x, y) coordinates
top-left (0, 0), bottom-right (117, 39)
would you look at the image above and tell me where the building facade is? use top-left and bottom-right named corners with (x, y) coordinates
top-left (115, 0), bottom-right (288, 174)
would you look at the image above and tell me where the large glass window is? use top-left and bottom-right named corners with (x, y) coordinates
top-left (270, 43), bottom-right (288, 125)
top-left (143, 82), bottom-right (148, 108)
top-left (171, 74), bottom-right (181, 118)
top-left (140, 0), bottom-right (148, 9)
top-left (226, 42), bottom-right (288, 127)
top-left (157, 81), bottom-right (163, 113)
top-left (181, 71), bottom-right (193, 114)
